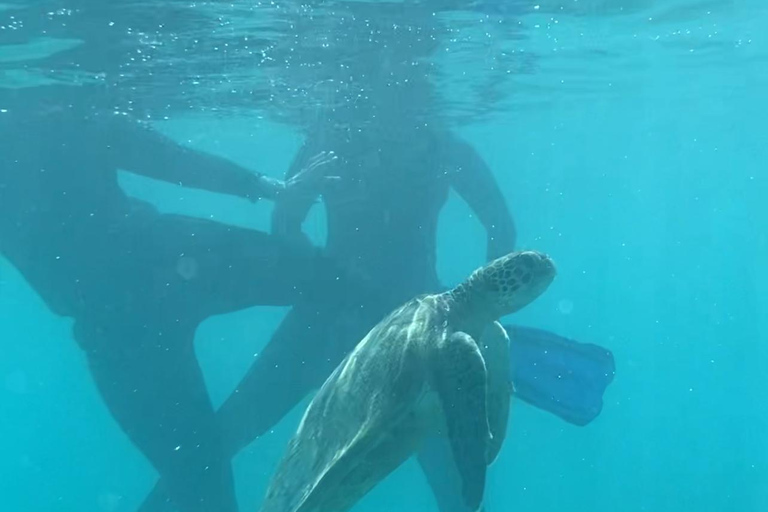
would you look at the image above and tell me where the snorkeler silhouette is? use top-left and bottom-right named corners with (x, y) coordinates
top-left (0, 84), bottom-right (356, 512)
top-left (206, 117), bottom-right (614, 512)
top-left (216, 10), bottom-right (614, 512)
top-left (140, 5), bottom-right (613, 512)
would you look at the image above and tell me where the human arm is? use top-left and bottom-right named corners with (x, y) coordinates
top-left (110, 117), bottom-right (288, 201)
top-left (448, 136), bottom-right (517, 261)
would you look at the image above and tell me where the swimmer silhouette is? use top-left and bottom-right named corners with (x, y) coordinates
top-left (235, 117), bottom-right (613, 512)
top-left (214, 11), bottom-right (522, 457)
top-left (0, 84), bottom-right (351, 512)
top-left (216, 48), bottom-right (613, 512)
top-left (142, 6), bottom-right (613, 511)
top-left (218, 117), bottom-right (521, 449)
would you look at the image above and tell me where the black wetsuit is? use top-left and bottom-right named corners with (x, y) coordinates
top-left (0, 99), bottom-right (352, 512)
top-left (139, 115), bottom-right (616, 512)
top-left (138, 121), bottom-right (517, 511)
top-left (215, 123), bottom-right (517, 445)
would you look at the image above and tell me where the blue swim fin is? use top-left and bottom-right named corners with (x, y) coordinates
top-left (504, 325), bottom-right (616, 426)
top-left (418, 325), bottom-right (615, 512)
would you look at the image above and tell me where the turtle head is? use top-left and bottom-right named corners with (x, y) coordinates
top-left (451, 251), bottom-right (556, 323)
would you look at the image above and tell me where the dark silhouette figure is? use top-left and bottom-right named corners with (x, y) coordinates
top-left (216, 118), bottom-right (519, 448)
top-left (0, 85), bottom-right (355, 512)
top-left (229, 121), bottom-right (612, 512)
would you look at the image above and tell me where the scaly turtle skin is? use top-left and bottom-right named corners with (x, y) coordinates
top-left (259, 250), bottom-right (556, 512)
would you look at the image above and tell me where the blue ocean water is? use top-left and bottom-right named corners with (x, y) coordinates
top-left (1, 1), bottom-right (766, 512)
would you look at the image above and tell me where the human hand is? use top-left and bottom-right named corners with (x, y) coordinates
top-left (283, 151), bottom-right (340, 196)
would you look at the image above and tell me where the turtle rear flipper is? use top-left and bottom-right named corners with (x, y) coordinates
top-left (434, 331), bottom-right (490, 511)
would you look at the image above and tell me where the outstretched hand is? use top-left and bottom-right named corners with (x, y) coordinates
top-left (283, 150), bottom-right (340, 196)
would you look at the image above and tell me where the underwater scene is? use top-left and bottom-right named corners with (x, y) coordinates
top-left (1, 1), bottom-right (765, 511)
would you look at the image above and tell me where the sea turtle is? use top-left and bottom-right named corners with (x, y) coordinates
top-left (259, 250), bottom-right (557, 512)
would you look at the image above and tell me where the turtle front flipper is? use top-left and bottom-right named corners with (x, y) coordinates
top-left (478, 321), bottom-right (512, 464)
top-left (434, 331), bottom-right (491, 512)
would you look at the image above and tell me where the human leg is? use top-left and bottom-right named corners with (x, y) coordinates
top-left (74, 321), bottom-right (238, 512)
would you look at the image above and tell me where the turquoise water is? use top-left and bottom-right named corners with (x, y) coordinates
top-left (1, 1), bottom-right (766, 511)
